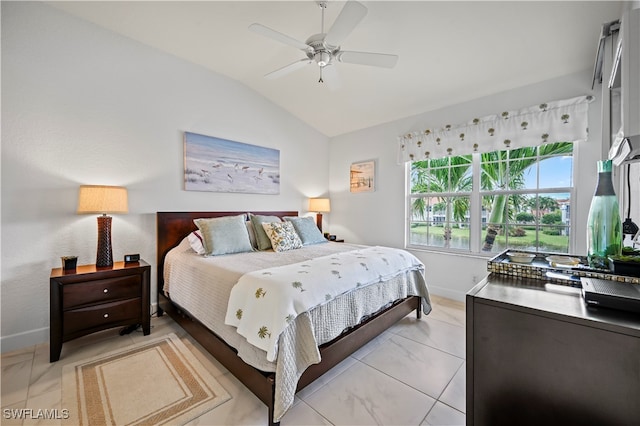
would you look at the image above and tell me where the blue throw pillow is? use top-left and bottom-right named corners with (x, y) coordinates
top-left (250, 214), bottom-right (283, 250)
top-left (193, 215), bottom-right (253, 256)
top-left (284, 216), bottom-right (327, 245)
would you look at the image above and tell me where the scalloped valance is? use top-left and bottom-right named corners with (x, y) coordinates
top-left (397, 95), bottom-right (594, 164)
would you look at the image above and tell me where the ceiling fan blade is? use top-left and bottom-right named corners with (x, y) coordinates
top-left (324, 1), bottom-right (367, 47)
top-left (248, 23), bottom-right (311, 51)
top-left (337, 51), bottom-right (399, 68)
top-left (321, 65), bottom-right (341, 91)
top-left (264, 58), bottom-right (311, 80)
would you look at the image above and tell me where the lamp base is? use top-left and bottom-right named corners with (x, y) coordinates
top-left (96, 215), bottom-right (113, 267)
top-left (316, 212), bottom-right (323, 234)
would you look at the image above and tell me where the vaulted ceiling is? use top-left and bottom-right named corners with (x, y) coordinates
top-left (49, 1), bottom-right (624, 137)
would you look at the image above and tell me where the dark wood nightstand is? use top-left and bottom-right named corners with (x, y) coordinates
top-left (50, 260), bottom-right (150, 362)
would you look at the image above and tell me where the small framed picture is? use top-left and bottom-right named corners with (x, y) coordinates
top-left (350, 160), bottom-right (375, 193)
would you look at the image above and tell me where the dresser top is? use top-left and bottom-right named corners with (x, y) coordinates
top-left (468, 273), bottom-right (640, 335)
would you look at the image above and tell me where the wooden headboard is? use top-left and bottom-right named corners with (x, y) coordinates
top-left (156, 211), bottom-right (298, 293)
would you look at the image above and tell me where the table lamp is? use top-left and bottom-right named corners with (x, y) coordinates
top-left (308, 198), bottom-right (330, 233)
top-left (77, 185), bottom-right (128, 267)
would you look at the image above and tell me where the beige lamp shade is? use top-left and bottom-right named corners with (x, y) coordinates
top-left (77, 185), bottom-right (128, 214)
top-left (308, 198), bottom-right (331, 213)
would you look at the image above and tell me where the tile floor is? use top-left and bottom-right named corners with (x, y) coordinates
top-left (1, 295), bottom-right (466, 425)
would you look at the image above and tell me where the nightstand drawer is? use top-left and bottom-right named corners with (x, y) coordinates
top-left (63, 298), bottom-right (141, 334)
top-left (63, 275), bottom-right (141, 309)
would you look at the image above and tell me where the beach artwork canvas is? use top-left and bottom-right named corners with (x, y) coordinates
top-left (184, 132), bottom-right (280, 194)
top-left (350, 160), bottom-right (375, 193)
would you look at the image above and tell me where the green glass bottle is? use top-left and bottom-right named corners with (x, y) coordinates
top-left (586, 160), bottom-right (622, 269)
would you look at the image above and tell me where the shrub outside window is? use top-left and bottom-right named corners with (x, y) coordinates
top-left (408, 142), bottom-right (574, 254)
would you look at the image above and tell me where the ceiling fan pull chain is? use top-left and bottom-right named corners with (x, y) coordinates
top-left (319, 67), bottom-right (324, 84)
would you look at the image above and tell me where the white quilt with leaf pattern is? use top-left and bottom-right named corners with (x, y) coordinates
top-left (224, 246), bottom-right (425, 362)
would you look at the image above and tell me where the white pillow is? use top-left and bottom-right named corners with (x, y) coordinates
top-left (187, 230), bottom-right (205, 255)
top-left (261, 221), bottom-right (303, 252)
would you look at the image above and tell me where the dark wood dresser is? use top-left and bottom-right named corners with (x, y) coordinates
top-left (466, 274), bottom-right (640, 425)
top-left (50, 260), bottom-right (150, 362)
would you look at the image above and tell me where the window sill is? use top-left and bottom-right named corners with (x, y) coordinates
top-left (405, 245), bottom-right (493, 261)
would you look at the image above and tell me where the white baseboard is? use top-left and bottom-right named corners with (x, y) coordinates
top-left (1, 302), bottom-right (159, 354)
top-left (427, 285), bottom-right (466, 302)
top-left (1, 326), bottom-right (49, 354)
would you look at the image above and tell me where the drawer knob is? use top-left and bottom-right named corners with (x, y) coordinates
top-left (103, 313), bottom-right (109, 318)
top-left (103, 288), bottom-right (109, 294)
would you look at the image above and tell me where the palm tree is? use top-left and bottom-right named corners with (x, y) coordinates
top-left (538, 195), bottom-right (560, 212)
top-left (411, 156), bottom-right (472, 248)
top-left (481, 142), bottom-right (573, 251)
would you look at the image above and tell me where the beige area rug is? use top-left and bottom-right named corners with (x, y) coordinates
top-left (62, 333), bottom-right (231, 425)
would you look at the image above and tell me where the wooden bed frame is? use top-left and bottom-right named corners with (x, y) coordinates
top-left (156, 211), bottom-right (421, 425)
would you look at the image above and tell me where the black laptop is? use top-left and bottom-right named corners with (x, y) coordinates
top-left (581, 277), bottom-right (640, 314)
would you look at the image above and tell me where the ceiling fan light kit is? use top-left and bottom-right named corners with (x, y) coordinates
top-left (313, 50), bottom-right (331, 67)
top-left (248, 0), bottom-right (398, 87)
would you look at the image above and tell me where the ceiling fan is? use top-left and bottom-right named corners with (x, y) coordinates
top-left (249, 0), bottom-right (398, 89)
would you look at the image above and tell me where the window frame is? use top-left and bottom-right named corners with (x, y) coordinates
top-left (405, 144), bottom-right (577, 256)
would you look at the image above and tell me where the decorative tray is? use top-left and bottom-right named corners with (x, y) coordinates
top-left (487, 249), bottom-right (640, 285)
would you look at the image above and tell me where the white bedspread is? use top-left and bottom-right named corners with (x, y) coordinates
top-left (163, 239), bottom-right (431, 422)
top-left (225, 246), bottom-right (425, 362)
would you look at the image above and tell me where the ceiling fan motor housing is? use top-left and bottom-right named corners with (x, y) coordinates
top-left (305, 33), bottom-right (339, 67)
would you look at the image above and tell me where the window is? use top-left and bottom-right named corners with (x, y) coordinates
top-left (408, 142), bottom-right (574, 255)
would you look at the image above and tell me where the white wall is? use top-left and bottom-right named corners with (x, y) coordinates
top-left (1, 2), bottom-right (329, 352)
top-left (621, 0), bottom-right (640, 248)
top-left (329, 70), bottom-right (606, 301)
